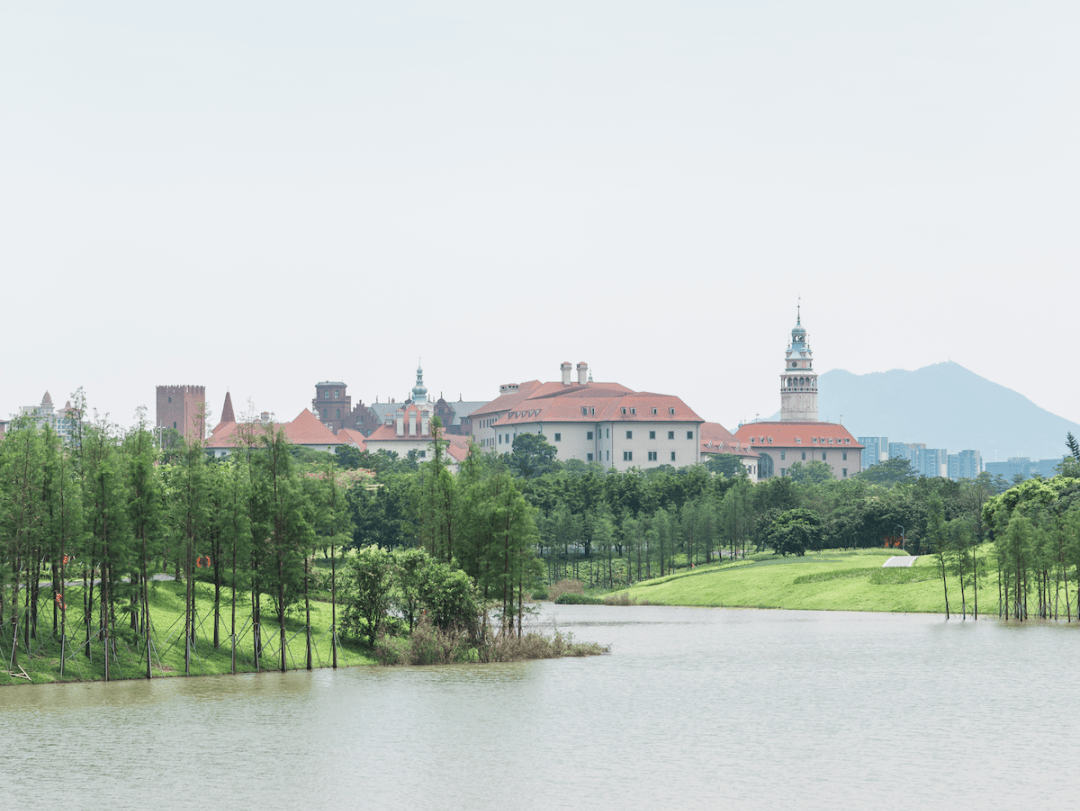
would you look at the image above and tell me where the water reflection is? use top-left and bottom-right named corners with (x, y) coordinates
top-left (4, 606), bottom-right (1080, 809)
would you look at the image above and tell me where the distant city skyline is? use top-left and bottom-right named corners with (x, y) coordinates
top-left (2, 3), bottom-right (1076, 435)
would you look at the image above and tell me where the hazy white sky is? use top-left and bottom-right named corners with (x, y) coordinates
top-left (2, 2), bottom-right (1077, 433)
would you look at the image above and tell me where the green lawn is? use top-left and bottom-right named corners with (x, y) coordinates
top-left (1, 577), bottom-right (376, 686)
top-left (615, 548), bottom-right (995, 615)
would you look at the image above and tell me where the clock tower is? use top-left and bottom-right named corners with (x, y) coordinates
top-left (780, 307), bottom-right (818, 422)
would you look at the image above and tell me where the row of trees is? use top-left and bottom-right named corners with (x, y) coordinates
top-left (0, 404), bottom-right (357, 677)
top-left (1, 410), bottom-right (547, 680)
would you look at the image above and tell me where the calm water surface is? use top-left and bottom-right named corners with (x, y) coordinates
top-left (4, 606), bottom-right (1079, 810)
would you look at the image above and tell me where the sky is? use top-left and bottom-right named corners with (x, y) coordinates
top-left (2, 2), bottom-right (1077, 435)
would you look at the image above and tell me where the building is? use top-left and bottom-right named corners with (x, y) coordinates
top-left (914, 447), bottom-right (947, 478)
top-left (947, 450), bottom-right (983, 480)
top-left (205, 392), bottom-right (351, 458)
top-left (699, 422), bottom-right (759, 476)
top-left (858, 436), bottom-right (889, 470)
top-left (364, 400), bottom-right (471, 471)
top-left (156, 385), bottom-right (206, 441)
top-left (469, 361), bottom-right (705, 471)
top-left (734, 311), bottom-right (863, 480)
top-left (368, 366), bottom-right (485, 437)
top-left (311, 381), bottom-right (380, 436)
top-left (14, 391), bottom-right (80, 443)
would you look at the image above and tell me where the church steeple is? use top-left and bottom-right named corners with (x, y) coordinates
top-left (411, 361), bottom-right (429, 406)
top-left (220, 391), bottom-right (235, 424)
top-left (780, 306), bottom-right (818, 421)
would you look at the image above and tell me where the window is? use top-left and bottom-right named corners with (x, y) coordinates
top-left (652, 407), bottom-right (657, 415)
top-left (621, 407), bottom-right (627, 415)
top-left (630, 407), bottom-right (636, 415)
top-left (648, 451), bottom-right (657, 461)
top-left (686, 431), bottom-right (693, 440)
top-left (605, 429), bottom-right (610, 438)
top-left (821, 452), bottom-right (826, 461)
top-left (842, 468), bottom-right (848, 477)
top-left (649, 430), bottom-right (656, 440)
top-left (586, 431), bottom-right (593, 440)
top-left (623, 451), bottom-right (633, 461)
top-left (626, 430), bottom-right (633, 439)
top-left (669, 407), bottom-right (675, 415)
top-left (168, 396), bottom-right (172, 404)
top-left (581, 407), bottom-right (588, 416)
top-left (419, 450), bottom-right (426, 458)
top-left (334, 390), bottom-right (340, 398)
top-left (781, 451), bottom-right (786, 460)
top-left (781, 468), bottom-right (787, 477)
top-left (587, 453), bottom-right (593, 462)
top-left (173, 421), bottom-right (177, 429)
top-left (324, 390), bottom-right (329, 398)
top-left (590, 407), bottom-right (595, 416)
top-left (606, 451), bottom-right (610, 460)
top-left (336, 409), bottom-right (341, 419)
top-left (498, 434), bottom-right (502, 445)
top-left (670, 451), bottom-right (676, 462)
top-left (668, 431), bottom-right (675, 440)
top-left (554, 433), bottom-right (561, 442)
top-left (323, 409), bottom-right (328, 419)
top-left (801, 452), bottom-right (806, 460)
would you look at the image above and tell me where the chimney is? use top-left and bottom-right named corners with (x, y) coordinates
top-left (561, 361), bottom-right (572, 386)
top-left (577, 362), bottom-right (588, 385)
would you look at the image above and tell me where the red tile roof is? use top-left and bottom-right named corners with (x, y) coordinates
top-left (733, 421), bottom-right (864, 450)
top-left (205, 409), bottom-right (345, 450)
top-left (699, 422), bottom-right (758, 458)
top-left (338, 429), bottom-right (368, 451)
top-left (496, 391), bottom-right (702, 425)
top-left (283, 409), bottom-right (341, 446)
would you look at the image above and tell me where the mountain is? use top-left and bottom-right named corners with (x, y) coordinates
top-left (769, 362), bottom-right (1078, 463)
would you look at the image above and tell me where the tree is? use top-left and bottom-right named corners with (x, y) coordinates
top-left (856, 457), bottom-right (918, 487)
top-left (765, 509), bottom-right (824, 557)
top-left (255, 425), bottom-right (314, 672)
top-left (927, 494), bottom-right (950, 619)
top-left (505, 433), bottom-right (560, 479)
top-left (787, 460), bottom-right (835, 484)
top-left (703, 454), bottom-right (749, 478)
top-left (343, 544), bottom-right (395, 647)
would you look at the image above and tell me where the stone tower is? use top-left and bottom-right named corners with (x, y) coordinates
top-left (780, 307), bottom-right (818, 422)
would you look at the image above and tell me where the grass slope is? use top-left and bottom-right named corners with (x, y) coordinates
top-left (1, 577), bottom-right (376, 687)
top-left (619, 548), bottom-right (991, 614)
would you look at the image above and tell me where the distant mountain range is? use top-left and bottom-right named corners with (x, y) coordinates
top-left (766, 361), bottom-right (1078, 464)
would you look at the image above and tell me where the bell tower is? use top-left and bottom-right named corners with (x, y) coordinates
top-left (780, 305), bottom-right (818, 422)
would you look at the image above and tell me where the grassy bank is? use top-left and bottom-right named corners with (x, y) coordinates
top-left (1, 577), bottom-right (376, 686)
top-left (612, 548), bottom-right (999, 615)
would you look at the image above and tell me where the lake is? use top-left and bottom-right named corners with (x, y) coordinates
top-left (4, 605), bottom-right (1079, 809)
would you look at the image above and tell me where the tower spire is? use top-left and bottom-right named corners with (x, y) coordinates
top-left (780, 305), bottom-right (818, 422)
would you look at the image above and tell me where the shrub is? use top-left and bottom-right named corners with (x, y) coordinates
top-left (554, 592), bottom-right (603, 605)
top-left (548, 579), bottom-right (584, 602)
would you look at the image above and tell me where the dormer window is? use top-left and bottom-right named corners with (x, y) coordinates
top-left (795, 437), bottom-right (802, 443)
top-left (621, 407), bottom-right (627, 415)
top-left (669, 407), bottom-right (675, 415)
top-left (630, 407), bottom-right (636, 415)
top-left (652, 407), bottom-right (658, 415)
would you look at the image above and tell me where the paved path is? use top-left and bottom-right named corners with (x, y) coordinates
top-left (883, 556), bottom-right (918, 568)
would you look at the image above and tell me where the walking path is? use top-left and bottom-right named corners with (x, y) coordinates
top-left (883, 556), bottom-right (918, 568)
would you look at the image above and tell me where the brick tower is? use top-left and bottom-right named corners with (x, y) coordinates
top-left (156, 385), bottom-right (206, 441)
